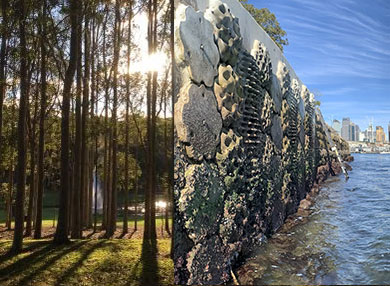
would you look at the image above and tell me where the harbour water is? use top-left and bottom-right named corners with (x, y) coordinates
top-left (237, 153), bottom-right (390, 285)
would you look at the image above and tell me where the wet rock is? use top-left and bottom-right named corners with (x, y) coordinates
top-left (177, 5), bottom-right (219, 87)
top-left (178, 162), bottom-right (224, 243)
top-left (187, 236), bottom-right (230, 285)
top-left (269, 74), bottom-right (282, 114)
top-left (271, 115), bottom-right (282, 150)
top-left (175, 83), bottom-right (222, 161)
top-left (251, 40), bottom-right (272, 88)
top-left (276, 61), bottom-right (291, 99)
top-left (205, 0), bottom-right (242, 66)
top-left (299, 199), bottom-right (312, 210)
top-left (214, 64), bottom-right (243, 127)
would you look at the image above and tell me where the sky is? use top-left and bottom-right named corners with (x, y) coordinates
top-left (248, 0), bottom-right (390, 138)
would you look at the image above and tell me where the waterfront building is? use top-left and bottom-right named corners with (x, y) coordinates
top-left (341, 118), bottom-right (351, 141)
top-left (351, 124), bottom-right (356, 141)
top-left (367, 123), bottom-right (374, 143)
top-left (359, 131), bottom-right (366, 142)
top-left (388, 122), bottom-right (390, 142)
top-left (376, 126), bottom-right (385, 143)
top-left (355, 124), bottom-right (360, 142)
top-left (332, 119), bottom-right (341, 135)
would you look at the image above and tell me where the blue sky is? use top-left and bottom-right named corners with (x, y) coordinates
top-left (248, 0), bottom-right (390, 138)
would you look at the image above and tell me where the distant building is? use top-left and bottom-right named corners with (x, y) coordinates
top-left (332, 119), bottom-right (341, 135)
top-left (341, 118), bottom-right (351, 141)
top-left (355, 124), bottom-right (360, 142)
top-left (376, 126), bottom-right (385, 143)
top-left (350, 124), bottom-right (356, 141)
top-left (367, 123), bottom-right (374, 143)
top-left (388, 122), bottom-right (390, 142)
top-left (359, 131), bottom-right (366, 142)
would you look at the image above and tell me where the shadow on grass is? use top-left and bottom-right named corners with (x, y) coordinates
top-left (54, 240), bottom-right (106, 286)
top-left (139, 238), bottom-right (159, 286)
top-left (0, 240), bottom-right (88, 286)
top-left (0, 240), bottom-right (54, 267)
top-left (119, 228), bottom-right (137, 239)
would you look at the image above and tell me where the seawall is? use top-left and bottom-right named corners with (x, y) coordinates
top-left (173, 0), bottom-right (351, 284)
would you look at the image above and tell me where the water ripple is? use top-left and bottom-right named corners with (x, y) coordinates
top-left (237, 154), bottom-right (390, 285)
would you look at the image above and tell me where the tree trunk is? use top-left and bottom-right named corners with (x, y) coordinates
top-left (144, 0), bottom-right (152, 241)
top-left (11, 0), bottom-right (29, 253)
top-left (6, 167), bottom-right (13, 230)
top-left (0, 0), bottom-right (7, 156)
top-left (107, 0), bottom-right (121, 237)
top-left (163, 77), bottom-right (171, 236)
top-left (148, 0), bottom-right (158, 240)
top-left (134, 140), bottom-right (138, 231)
top-left (123, 1), bottom-right (133, 235)
top-left (54, 0), bottom-right (79, 244)
top-left (71, 12), bottom-right (83, 239)
top-left (91, 13), bottom-right (98, 233)
top-left (26, 93), bottom-right (39, 236)
top-left (81, 7), bottom-right (90, 229)
top-left (102, 9), bottom-right (109, 230)
top-left (34, 0), bottom-right (47, 240)
top-left (170, 0), bottom-right (174, 258)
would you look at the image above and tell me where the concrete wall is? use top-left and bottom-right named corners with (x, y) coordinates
top-left (173, 0), bottom-right (349, 284)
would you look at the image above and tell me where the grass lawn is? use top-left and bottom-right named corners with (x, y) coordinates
top-left (0, 238), bottom-right (173, 286)
top-left (0, 208), bottom-right (172, 240)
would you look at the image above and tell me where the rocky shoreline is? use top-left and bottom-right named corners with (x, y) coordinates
top-left (234, 157), bottom-right (354, 285)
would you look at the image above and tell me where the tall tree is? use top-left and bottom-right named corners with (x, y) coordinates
top-left (71, 2), bottom-right (83, 239)
top-left (54, 0), bottom-right (79, 244)
top-left (107, 0), bottom-right (121, 237)
top-left (144, 0), bottom-right (158, 240)
top-left (239, 0), bottom-right (288, 51)
top-left (26, 89), bottom-right (39, 236)
top-left (81, 2), bottom-right (90, 228)
top-left (123, 0), bottom-right (133, 235)
top-left (102, 5), bottom-right (110, 231)
top-left (0, 0), bottom-right (7, 155)
top-left (34, 0), bottom-right (47, 239)
top-left (11, 0), bottom-right (29, 253)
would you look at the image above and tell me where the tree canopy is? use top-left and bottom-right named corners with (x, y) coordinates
top-left (239, 0), bottom-right (289, 51)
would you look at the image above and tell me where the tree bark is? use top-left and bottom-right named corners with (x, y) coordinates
top-left (0, 0), bottom-right (7, 156)
top-left (71, 9), bottom-right (83, 239)
top-left (81, 6), bottom-right (90, 228)
top-left (54, 0), bottom-right (79, 244)
top-left (11, 0), bottom-right (29, 253)
top-left (90, 13), bottom-right (98, 233)
top-left (34, 0), bottom-right (47, 239)
top-left (107, 0), bottom-right (121, 237)
top-left (26, 92), bottom-right (39, 236)
top-left (6, 167), bottom-right (13, 230)
top-left (170, 0), bottom-right (174, 258)
top-left (102, 8), bottom-right (109, 230)
top-left (123, 0), bottom-right (133, 235)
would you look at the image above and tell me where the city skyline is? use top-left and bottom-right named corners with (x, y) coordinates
top-left (332, 117), bottom-right (390, 142)
top-left (249, 0), bottom-right (390, 136)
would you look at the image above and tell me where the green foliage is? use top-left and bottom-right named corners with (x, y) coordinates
top-left (239, 0), bottom-right (289, 51)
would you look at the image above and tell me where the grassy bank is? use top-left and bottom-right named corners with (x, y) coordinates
top-left (0, 238), bottom-right (173, 286)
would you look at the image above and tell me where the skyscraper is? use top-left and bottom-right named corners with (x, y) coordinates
top-left (388, 122), bottom-right (390, 143)
top-left (368, 123), bottom-right (374, 143)
top-left (341, 118), bottom-right (350, 141)
top-left (376, 126), bottom-right (385, 143)
top-left (331, 119), bottom-right (341, 135)
top-left (350, 124), bottom-right (356, 141)
top-left (355, 124), bottom-right (360, 142)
